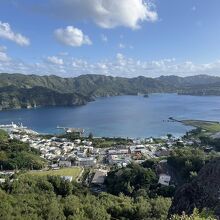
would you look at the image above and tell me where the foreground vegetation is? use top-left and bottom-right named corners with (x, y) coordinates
top-left (0, 175), bottom-right (171, 220)
top-left (0, 130), bottom-right (45, 170)
top-left (0, 160), bottom-right (217, 220)
top-left (0, 125), bottom-right (219, 219)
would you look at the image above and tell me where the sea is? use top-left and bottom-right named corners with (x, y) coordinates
top-left (0, 93), bottom-right (220, 138)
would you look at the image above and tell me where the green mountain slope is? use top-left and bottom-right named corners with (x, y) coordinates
top-left (0, 73), bottom-right (220, 110)
top-left (0, 85), bottom-right (91, 110)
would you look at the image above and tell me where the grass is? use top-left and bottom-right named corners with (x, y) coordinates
top-left (0, 129), bottom-right (8, 142)
top-left (92, 137), bottom-right (132, 148)
top-left (25, 167), bottom-right (82, 179)
top-left (182, 120), bottom-right (220, 134)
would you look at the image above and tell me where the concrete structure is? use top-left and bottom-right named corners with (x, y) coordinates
top-left (158, 174), bottom-right (171, 186)
top-left (91, 169), bottom-right (108, 185)
top-left (108, 155), bottom-right (131, 165)
top-left (75, 157), bottom-right (97, 167)
top-left (108, 149), bottom-right (129, 155)
top-left (59, 160), bottom-right (72, 167)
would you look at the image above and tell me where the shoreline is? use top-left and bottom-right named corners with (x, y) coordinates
top-left (2, 117), bottom-right (220, 139)
top-left (169, 118), bottom-right (220, 136)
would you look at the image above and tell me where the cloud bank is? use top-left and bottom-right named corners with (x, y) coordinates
top-left (0, 21), bottom-right (30, 46)
top-left (47, 56), bottom-right (63, 65)
top-left (1, 53), bottom-right (220, 78)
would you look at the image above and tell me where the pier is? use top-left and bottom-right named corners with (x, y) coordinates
top-left (56, 126), bottom-right (84, 136)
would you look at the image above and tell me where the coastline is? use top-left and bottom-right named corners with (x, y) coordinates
top-left (169, 117), bottom-right (220, 136)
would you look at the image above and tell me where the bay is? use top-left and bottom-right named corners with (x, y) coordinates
top-left (0, 93), bottom-right (220, 138)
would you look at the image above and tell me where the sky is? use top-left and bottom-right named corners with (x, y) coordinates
top-left (0, 0), bottom-right (220, 78)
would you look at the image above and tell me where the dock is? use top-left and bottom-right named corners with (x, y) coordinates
top-left (57, 126), bottom-right (84, 136)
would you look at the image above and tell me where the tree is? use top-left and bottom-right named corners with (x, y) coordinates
top-left (105, 163), bottom-right (157, 196)
top-left (167, 148), bottom-right (206, 181)
top-left (88, 132), bottom-right (93, 139)
top-left (171, 208), bottom-right (217, 220)
top-left (167, 134), bottom-right (173, 139)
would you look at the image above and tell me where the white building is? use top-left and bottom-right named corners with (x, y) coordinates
top-left (108, 149), bottom-right (129, 155)
top-left (75, 157), bottom-right (97, 167)
top-left (158, 174), bottom-right (171, 186)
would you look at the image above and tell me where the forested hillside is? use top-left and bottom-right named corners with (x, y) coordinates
top-left (1, 73), bottom-right (220, 110)
top-left (0, 130), bottom-right (45, 170)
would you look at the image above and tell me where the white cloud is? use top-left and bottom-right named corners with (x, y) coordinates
top-left (47, 56), bottom-right (63, 65)
top-left (0, 21), bottom-right (30, 46)
top-left (101, 34), bottom-right (108, 42)
top-left (45, 0), bottom-right (158, 29)
top-left (54, 26), bottom-right (92, 47)
top-left (2, 54), bottom-right (220, 78)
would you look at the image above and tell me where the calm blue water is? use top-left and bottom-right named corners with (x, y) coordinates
top-left (0, 93), bottom-right (220, 138)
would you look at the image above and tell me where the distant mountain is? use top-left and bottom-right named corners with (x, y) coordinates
top-left (0, 73), bottom-right (220, 110)
top-left (157, 74), bottom-right (220, 87)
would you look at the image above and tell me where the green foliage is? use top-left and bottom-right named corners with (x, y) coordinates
top-left (0, 130), bottom-right (8, 143)
top-left (199, 136), bottom-right (220, 152)
top-left (99, 193), bottom-right (171, 220)
top-left (167, 148), bottom-right (206, 182)
top-left (47, 176), bottom-right (73, 197)
top-left (2, 73), bottom-right (220, 110)
top-left (105, 162), bottom-right (177, 199)
top-left (92, 137), bottom-right (132, 148)
top-left (171, 208), bottom-right (217, 220)
top-left (0, 134), bottom-right (45, 170)
top-left (0, 175), bottom-right (172, 220)
top-left (88, 132), bottom-right (93, 139)
top-left (0, 85), bottom-right (91, 110)
top-left (105, 163), bottom-right (158, 196)
top-left (142, 159), bottom-right (158, 169)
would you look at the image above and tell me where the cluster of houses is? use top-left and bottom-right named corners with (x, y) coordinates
top-left (1, 123), bottom-right (204, 187)
top-left (11, 133), bottom-right (98, 168)
top-left (106, 143), bottom-right (171, 168)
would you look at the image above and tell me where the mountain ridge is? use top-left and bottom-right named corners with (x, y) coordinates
top-left (0, 73), bottom-right (220, 110)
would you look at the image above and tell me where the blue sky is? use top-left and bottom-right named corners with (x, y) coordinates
top-left (0, 0), bottom-right (220, 77)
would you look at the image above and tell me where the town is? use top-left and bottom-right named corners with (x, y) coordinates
top-left (0, 122), bottom-right (210, 191)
